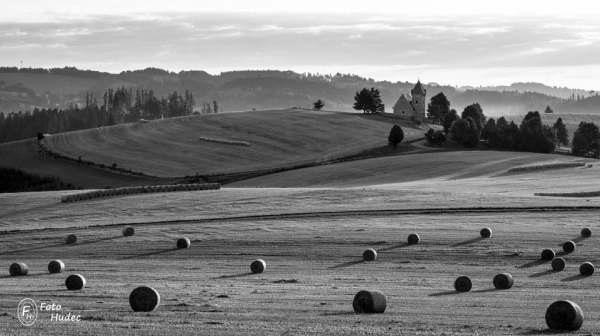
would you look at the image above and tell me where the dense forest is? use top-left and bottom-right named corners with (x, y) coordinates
top-left (1, 66), bottom-right (600, 143)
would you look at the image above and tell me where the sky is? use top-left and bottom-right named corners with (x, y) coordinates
top-left (2, 0), bottom-right (600, 90)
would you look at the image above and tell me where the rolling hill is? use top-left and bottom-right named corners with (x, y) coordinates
top-left (0, 109), bottom-right (426, 187)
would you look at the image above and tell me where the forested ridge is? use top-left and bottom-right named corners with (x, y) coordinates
top-left (1, 66), bottom-right (600, 143)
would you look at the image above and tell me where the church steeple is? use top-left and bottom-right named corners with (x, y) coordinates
top-left (410, 80), bottom-right (427, 119)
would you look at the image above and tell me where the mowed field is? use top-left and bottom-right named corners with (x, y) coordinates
top-left (39, 110), bottom-right (424, 177)
top-left (1, 156), bottom-right (600, 335)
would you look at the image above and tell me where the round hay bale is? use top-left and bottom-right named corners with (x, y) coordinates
top-left (65, 274), bottom-right (86, 290)
top-left (563, 241), bottom-right (576, 254)
top-left (407, 233), bottom-right (420, 245)
top-left (581, 227), bottom-right (592, 238)
top-left (363, 249), bottom-right (377, 261)
top-left (61, 195), bottom-right (69, 203)
top-left (122, 226), bottom-right (135, 237)
top-left (200, 184), bottom-right (207, 190)
top-left (480, 227), bottom-right (492, 238)
top-left (64, 233), bottom-right (77, 244)
top-left (579, 262), bottom-right (594, 276)
top-left (545, 300), bottom-right (584, 331)
top-left (493, 273), bottom-right (514, 289)
top-left (176, 237), bottom-right (190, 249)
top-left (250, 259), bottom-right (267, 274)
top-left (9, 262), bottom-right (28, 276)
top-left (454, 275), bottom-right (472, 292)
top-left (352, 290), bottom-right (387, 314)
top-left (541, 249), bottom-right (555, 260)
top-left (129, 286), bottom-right (161, 312)
top-left (48, 260), bottom-right (65, 273)
top-left (551, 257), bottom-right (566, 271)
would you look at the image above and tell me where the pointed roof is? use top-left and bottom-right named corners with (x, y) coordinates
top-left (411, 80), bottom-right (426, 95)
top-left (393, 93), bottom-right (415, 111)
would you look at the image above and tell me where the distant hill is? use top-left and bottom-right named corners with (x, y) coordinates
top-left (1, 67), bottom-right (599, 117)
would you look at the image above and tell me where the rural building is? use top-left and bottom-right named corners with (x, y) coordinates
top-left (392, 80), bottom-right (427, 119)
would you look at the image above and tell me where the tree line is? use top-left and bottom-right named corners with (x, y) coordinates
top-left (423, 92), bottom-right (600, 158)
top-left (0, 166), bottom-right (79, 193)
top-left (0, 87), bottom-right (218, 143)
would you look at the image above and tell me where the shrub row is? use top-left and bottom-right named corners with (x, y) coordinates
top-left (508, 162), bottom-right (585, 172)
top-left (61, 183), bottom-right (221, 203)
top-left (36, 140), bottom-right (152, 177)
top-left (535, 190), bottom-right (600, 198)
top-left (198, 137), bottom-right (250, 146)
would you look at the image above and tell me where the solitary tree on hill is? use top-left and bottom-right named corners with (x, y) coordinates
top-left (544, 105), bottom-right (554, 114)
top-left (313, 99), bottom-right (325, 110)
top-left (353, 88), bottom-right (384, 114)
top-left (388, 124), bottom-right (404, 148)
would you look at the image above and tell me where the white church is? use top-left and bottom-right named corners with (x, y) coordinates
top-left (392, 80), bottom-right (427, 119)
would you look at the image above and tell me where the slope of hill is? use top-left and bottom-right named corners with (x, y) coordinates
top-left (226, 151), bottom-right (584, 188)
top-left (0, 138), bottom-right (164, 189)
top-left (1, 109), bottom-right (426, 184)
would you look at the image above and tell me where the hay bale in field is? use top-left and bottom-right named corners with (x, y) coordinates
top-left (9, 262), bottom-right (28, 276)
top-left (562, 241), bottom-right (576, 254)
top-left (545, 300), bottom-right (584, 331)
top-left (581, 227), bottom-right (592, 238)
top-left (579, 262), bottom-right (594, 276)
top-left (48, 260), bottom-right (65, 273)
top-left (65, 274), bottom-right (86, 290)
top-left (251, 259), bottom-right (267, 274)
top-left (552, 257), bottom-right (566, 271)
top-left (493, 273), bottom-right (514, 289)
top-left (407, 233), bottom-right (420, 245)
top-left (64, 233), bottom-right (77, 244)
top-left (454, 275), bottom-right (472, 292)
top-left (352, 290), bottom-right (387, 314)
top-left (122, 226), bottom-right (135, 237)
top-left (61, 195), bottom-right (69, 203)
top-left (129, 286), bottom-right (161, 312)
top-left (480, 228), bottom-right (492, 238)
top-left (177, 237), bottom-right (190, 249)
top-left (363, 249), bottom-right (377, 261)
top-left (541, 249), bottom-right (555, 260)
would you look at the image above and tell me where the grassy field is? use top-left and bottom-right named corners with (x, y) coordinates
top-left (35, 109), bottom-right (425, 178)
top-left (1, 163), bottom-right (600, 335)
top-left (3, 108), bottom-right (600, 334)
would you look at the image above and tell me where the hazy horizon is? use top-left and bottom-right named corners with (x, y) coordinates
top-left (3, 0), bottom-right (600, 90)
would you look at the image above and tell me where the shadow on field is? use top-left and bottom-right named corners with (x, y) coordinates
top-left (321, 311), bottom-right (355, 316)
top-left (0, 272), bottom-right (54, 279)
top-left (452, 237), bottom-right (485, 247)
top-left (571, 236), bottom-right (588, 244)
top-left (428, 290), bottom-right (462, 297)
top-left (561, 274), bottom-right (591, 282)
top-left (379, 243), bottom-right (410, 252)
top-left (120, 247), bottom-right (179, 259)
top-left (329, 260), bottom-right (364, 269)
top-left (0, 236), bottom-right (123, 255)
top-left (471, 288), bottom-right (499, 294)
top-left (0, 243), bottom-right (67, 255)
top-left (529, 270), bottom-right (556, 278)
top-left (517, 259), bottom-right (550, 268)
top-left (213, 272), bottom-right (255, 279)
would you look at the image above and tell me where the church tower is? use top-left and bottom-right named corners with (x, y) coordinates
top-left (410, 80), bottom-right (427, 119)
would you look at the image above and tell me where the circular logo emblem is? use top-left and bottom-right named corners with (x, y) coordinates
top-left (17, 298), bottom-right (37, 326)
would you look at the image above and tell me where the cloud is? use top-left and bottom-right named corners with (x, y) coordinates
top-left (0, 11), bottom-right (599, 89)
